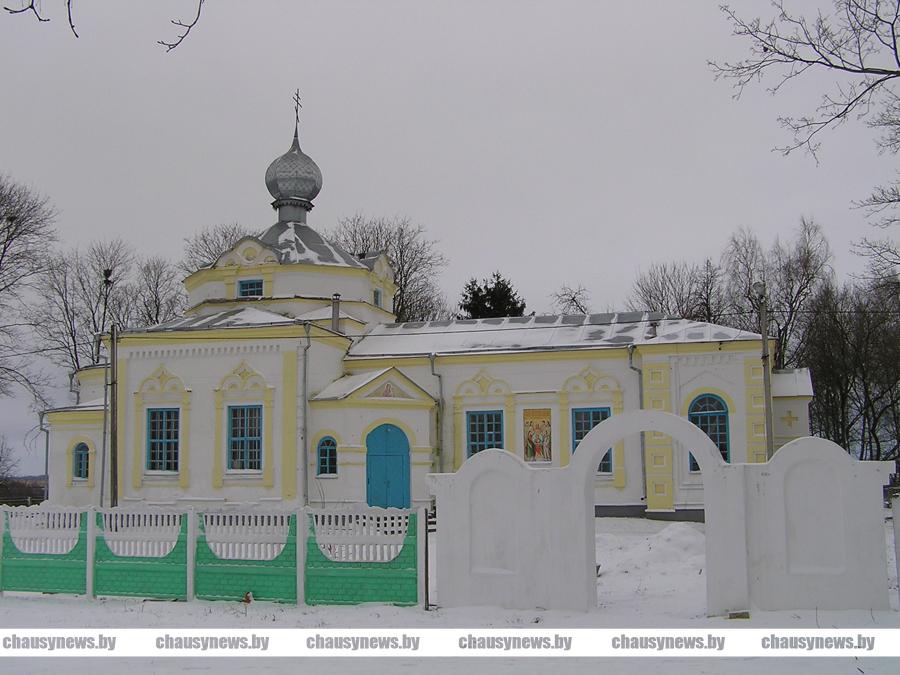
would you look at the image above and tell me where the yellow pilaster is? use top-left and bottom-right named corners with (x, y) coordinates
top-left (262, 269), bottom-right (274, 297)
top-left (117, 358), bottom-right (127, 500)
top-left (213, 389), bottom-right (224, 488)
top-left (65, 444), bottom-right (73, 488)
top-left (558, 392), bottom-right (570, 466)
top-left (281, 350), bottom-right (298, 499)
top-left (643, 363), bottom-right (674, 510)
top-left (179, 391), bottom-right (191, 489)
top-left (86, 444), bottom-right (96, 488)
top-left (453, 396), bottom-right (463, 470)
top-left (223, 268), bottom-right (238, 299)
top-left (131, 391), bottom-right (142, 490)
top-left (612, 390), bottom-right (626, 488)
top-left (504, 394), bottom-right (516, 453)
top-left (263, 387), bottom-right (274, 488)
top-left (743, 358), bottom-right (767, 463)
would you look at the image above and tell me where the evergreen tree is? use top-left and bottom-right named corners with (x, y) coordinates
top-left (458, 272), bottom-right (526, 319)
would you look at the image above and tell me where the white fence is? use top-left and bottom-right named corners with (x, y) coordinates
top-left (3, 507), bottom-right (82, 555)
top-left (98, 510), bottom-right (182, 558)
top-left (309, 507), bottom-right (410, 563)
top-left (201, 512), bottom-right (292, 561)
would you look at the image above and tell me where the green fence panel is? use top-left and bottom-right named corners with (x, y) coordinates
top-left (304, 513), bottom-right (418, 606)
top-left (194, 514), bottom-right (297, 603)
top-left (93, 513), bottom-right (188, 600)
top-left (0, 512), bottom-right (87, 595)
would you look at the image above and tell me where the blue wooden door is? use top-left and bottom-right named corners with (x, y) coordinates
top-left (365, 424), bottom-right (410, 508)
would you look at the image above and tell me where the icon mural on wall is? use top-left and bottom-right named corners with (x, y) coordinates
top-left (523, 408), bottom-right (551, 463)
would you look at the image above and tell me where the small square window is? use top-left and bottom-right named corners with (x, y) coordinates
top-left (238, 279), bottom-right (264, 297)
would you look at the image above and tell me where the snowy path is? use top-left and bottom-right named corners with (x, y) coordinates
top-left (1, 515), bottom-right (897, 673)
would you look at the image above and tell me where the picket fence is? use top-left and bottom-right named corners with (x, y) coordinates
top-left (0, 505), bottom-right (425, 606)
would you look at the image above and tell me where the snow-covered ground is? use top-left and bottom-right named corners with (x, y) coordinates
top-left (2, 514), bottom-right (897, 674)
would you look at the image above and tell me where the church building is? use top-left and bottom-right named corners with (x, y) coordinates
top-left (45, 115), bottom-right (814, 517)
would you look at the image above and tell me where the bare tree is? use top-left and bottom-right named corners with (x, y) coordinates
top-left (124, 256), bottom-right (188, 327)
top-left (328, 215), bottom-right (450, 322)
top-left (179, 223), bottom-right (262, 276)
top-left (0, 174), bottom-right (56, 404)
top-left (693, 259), bottom-right (729, 324)
top-left (724, 219), bottom-right (833, 369)
top-left (551, 284), bottom-right (591, 314)
top-left (713, 1), bottom-right (900, 156)
top-left (3, 0), bottom-right (204, 50)
top-left (804, 277), bottom-right (900, 460)
top-left (29, 238), bottom-right (135, 374)
top-left (627, 261), bottom-right (705, 319)
top-left (712, 1), bottom-right (900, 270)
top-left (0, 435), bottom-right (19, 486)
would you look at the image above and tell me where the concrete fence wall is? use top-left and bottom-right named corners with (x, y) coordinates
top-left (0, 505), bottom-right (426, 607)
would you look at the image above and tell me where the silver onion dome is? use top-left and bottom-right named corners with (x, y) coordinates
top-left (265, 125), bottom-right (323, 206)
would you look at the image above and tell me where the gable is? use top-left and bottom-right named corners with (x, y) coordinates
top-left (214, 237), bottom-right (280, 268)
top-left (311, 367), bottom-right (434, 408)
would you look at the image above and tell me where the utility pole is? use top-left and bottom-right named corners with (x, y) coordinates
top-left (109, 322), bottom-right (118, 507)
top-left (104, 266), bottom-right (118, 507)
top-left (752, 281), bottom-right (775, 460)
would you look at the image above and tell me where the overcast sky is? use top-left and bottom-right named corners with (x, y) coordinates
top-left (1, 1), bottom-right (893, 473)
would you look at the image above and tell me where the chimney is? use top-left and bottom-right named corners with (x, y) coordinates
top-left (331, 293), bottom-right (341, 333)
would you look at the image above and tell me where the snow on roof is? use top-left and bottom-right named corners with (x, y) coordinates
top-left (772, 368), bottom-right (814, 398)
top-left (348, 312), bottom-right (760, 358)
top-left (258, 222), bottom-right (367, 268)
top-left (294, 307), bottom-right (365, 324)
top-left (45, 397), bottom-right (106, 414)
top-left (128, 307), bottom-right (296, 333)
top-left (312, 369), bottom-right (391, 400)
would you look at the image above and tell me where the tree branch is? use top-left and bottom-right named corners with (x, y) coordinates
top-left (158, 0), bottom-right (205, 52)
top-left (3, 1), bottom-right (48, 22)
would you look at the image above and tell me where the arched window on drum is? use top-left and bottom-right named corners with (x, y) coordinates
top-left (72, 442), bottom-right (90, 480)
top-left (687, 394), bottom-right (729, 471)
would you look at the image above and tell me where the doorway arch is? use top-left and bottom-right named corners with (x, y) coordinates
top-left (365, 423), bottom-right (411, 508)
top-left (568, 410), bottom-right (746, 615)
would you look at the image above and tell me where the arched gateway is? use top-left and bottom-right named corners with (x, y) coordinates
top-left (428, 410), bottom-right (746, 615)
top-left (428, 409), bottom-right (891, 615)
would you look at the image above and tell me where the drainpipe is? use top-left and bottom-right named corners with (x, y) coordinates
top-left (39, 411), bottom-right (49, 502)
top-left (628, 344), bottom-right (647, 501)
top-left (429, 353), bottom-right (444, 473)
top-left (331, 293), bottom-right (341, 333)
top-left (301, 322), bottom-right (312, 507)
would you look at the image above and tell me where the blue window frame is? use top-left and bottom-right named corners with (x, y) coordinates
top-left (238, 279), bottom-right (263, 297)
top-left (146, 408), bottom-right (179, 472)
top-left (688, 394), bottom-right (729, 471)
top-left (373, 289), bottom-right (382, 308)
top-left (228, 405), bottom-right (262, 471)
top-left (571, 407), bottom-right (612, 473)
top-left (72, 442), bottom-right (89, 480)
top-left (466, 410), bottom-right (503, 456)
top-left (317, 436), bottom-right (338, 476)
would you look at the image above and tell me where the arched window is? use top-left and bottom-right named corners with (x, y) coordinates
top-left (317, 437), bottom-right (338, 476)
top-left (688, 394), bottom-right (729, 471)
top-left (72, 442), bottom-right (90, 480)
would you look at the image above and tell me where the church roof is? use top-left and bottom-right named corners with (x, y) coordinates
top-left (257, 221), bottom-right (368, 268)
top-left (347, 312), bottom-right (760, 358)
top-left (312, 369), bottom-right (392, 400)
top-left (128, 307), bottom-right (296, 333)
